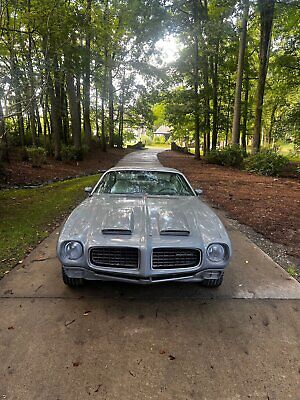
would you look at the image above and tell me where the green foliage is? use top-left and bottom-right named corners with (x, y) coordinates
top-left (26, 147), bottom-right (46, 168)
top-left (140, 134), bottom-right (153, 146)
top-left (205, 145), bottom-right (244, 168)
top-left (61, 145), bottom-right (87, 162)
top-left (245, 150), bottom-right (288, 176)
top-left (152, 103), bottom-right (166, 129)
top-left (287, 265), bottom-right (298, 278)
top-left (153, 135), bottom-right (166, 144)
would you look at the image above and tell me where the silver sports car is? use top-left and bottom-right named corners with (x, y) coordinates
top-left (57, 167), bottom-right (232, 287)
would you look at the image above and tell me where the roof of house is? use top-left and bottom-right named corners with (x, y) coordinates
top-left (154, 125), bottom-right (172, 134)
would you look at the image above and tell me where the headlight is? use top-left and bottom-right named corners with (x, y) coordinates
top-left (62, 241), bottom-right (83, 260)
top-left (206, 244), bottom-right (226, 262)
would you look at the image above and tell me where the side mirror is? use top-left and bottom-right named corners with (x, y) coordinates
top-left (194, 189), bottom-right (203, 196)
top-left (85, 187), bottom-right (93, 195)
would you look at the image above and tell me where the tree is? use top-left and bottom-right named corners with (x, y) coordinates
top-left (232, 0), bottom-right (249, 145)
top-left (252, 0), bottom-right (275, 153)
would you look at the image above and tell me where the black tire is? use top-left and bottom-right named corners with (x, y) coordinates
top-left (62, 268), bottom-right (84, 288)
top-left (201, 273), bottom-right (224, 288)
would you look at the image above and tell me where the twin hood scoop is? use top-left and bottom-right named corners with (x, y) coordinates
top-left (101, 207), bottom-right (190, 237)
top-left (158, 210), bottom-right (190, 236)
top-left (102, 209), bottom-right (133, 235)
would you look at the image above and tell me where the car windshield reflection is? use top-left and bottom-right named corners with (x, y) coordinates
top-left (94, 170), bottom-right (194, 196)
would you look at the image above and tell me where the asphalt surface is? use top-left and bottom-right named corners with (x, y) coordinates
top-left (1, 149), bottom-right (299, 400)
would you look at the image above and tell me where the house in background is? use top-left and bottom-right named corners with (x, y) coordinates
top-left (153, 125), bottom-right (172, 141)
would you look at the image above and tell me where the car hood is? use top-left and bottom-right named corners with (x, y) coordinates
top-left (59, 194), bottom-right (230, 249)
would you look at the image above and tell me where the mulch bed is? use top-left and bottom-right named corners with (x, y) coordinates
top-left (158, 150), bottom-right (300, 261)
top-left (1, 147), bottom-right (131, 187)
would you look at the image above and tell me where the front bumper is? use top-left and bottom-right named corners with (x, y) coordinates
top-left (62, 265), bottom-right (225, 284)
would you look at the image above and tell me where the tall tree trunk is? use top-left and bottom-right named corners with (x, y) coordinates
top-left (202, 0), bottom-right (210, 155)
top-left (192, 0), bottom-right (200, 159)
top-left (241, 52), bottom-right (249, 152)
top-left (225, 76), bottom-right (231, 147)
top-left (108, 68), bottom-right (114, 148)
top-left (76, 73), bottom-right (82, 136)
top-left (252, 0), bottom-right (275, 154)
top-left (45, 50), bottom-right (62, 160)
top-left (66, 73), bottom-right (82, 151)
top-left (61, 79), bottom-right (69, 144)
top-left (26, 0), bottom-right (38, 146)
top-left (95, 87), bottom-right (100, 138)
top-left (10, 56), bottom-right (25, 147)
top-left (53, 54), bottom-right (63, 155)
top-left (48, 74), bottom-right (61, 160)
top-left (211, 41), bottom-right (219, 150)
top-left (36, 107), bottom-right (42, 140)
top-left (118, 103), bottom-right (124, 148)
top-left (42, 94), bottom-right (49, 148)
top-left (101, 94), bottom-right (106, 151)
top-left (232, 0), bottom-right (249, 145)
top-left (83, 0), bottom-right (92, 147)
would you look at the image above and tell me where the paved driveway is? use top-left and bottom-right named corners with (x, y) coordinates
top-left (1, 149), bottom-right (299, 400)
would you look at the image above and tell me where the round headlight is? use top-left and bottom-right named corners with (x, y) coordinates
top-left (63, 241), bottom-right (83, 260)
top-left (206, 244), bottom-right (226, 262)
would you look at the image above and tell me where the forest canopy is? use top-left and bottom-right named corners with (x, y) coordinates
top-left (0, 0), bottom-right (299, 162)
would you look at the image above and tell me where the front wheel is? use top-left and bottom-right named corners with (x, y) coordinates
top-left (201, 273), bottom-right (224, 288)
top-left (62, 267), bottom-right (84, 288)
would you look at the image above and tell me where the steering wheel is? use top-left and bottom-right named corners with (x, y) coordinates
top-left (157, 188), bottom-right (177, 195)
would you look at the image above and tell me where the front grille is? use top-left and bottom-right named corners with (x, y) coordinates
top-left (152, 248), bottom-right (201, 269)
top-left (90, 247), bottom-right (139, 269)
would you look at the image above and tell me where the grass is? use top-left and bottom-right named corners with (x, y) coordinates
top-left (0, 174), bottom-right (99, 278)
top-left (287, 266), bottom-right (298, 278)
top-left (147, 143), bottom-right (170, 149)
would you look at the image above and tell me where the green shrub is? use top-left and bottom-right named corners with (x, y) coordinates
top-left (205, 145), bottom-right (244, 168)
top-left (245, 150), bottom-right (288, 176)
top-left (205, 149), bottom-right (223, 165)
top-left (153, 135), bottom-right (166, 144)
top-left (61, 145), bottom-right (86, 162)
top-left (26, 147), bottom-right (46, 168)
top-left (140, 134), bottom-right (153, 146)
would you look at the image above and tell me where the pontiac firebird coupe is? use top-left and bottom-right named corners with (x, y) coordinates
top-left (57, 167), bottom-right (232, 288)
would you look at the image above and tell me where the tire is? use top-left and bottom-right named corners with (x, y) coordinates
top-left (201, 273), bottom-right (224, 288)
top-left (62, 267), bottom-right (84, 288)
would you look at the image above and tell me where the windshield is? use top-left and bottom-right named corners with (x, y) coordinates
top-left (94, 170), bottom-right (194, 196)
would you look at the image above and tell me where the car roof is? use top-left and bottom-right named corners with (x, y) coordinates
top-left (107, 166), bottom-right (182, 174)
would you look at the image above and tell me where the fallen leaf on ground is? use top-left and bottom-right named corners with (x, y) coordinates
top-left (65, 319), bottom-right (76, 327)
top-left (84, 311), bottom-right (91, 316)
top-left (94, 384), bottom-right (102, 393)
top-left (72, 362), bottom-right (81, 367)
top-left (168, 355), bottom-right (176, 360)
top-left (8, 326), bottom-right (14, 330)
top-left (159, 350), bottom-right (166, 354)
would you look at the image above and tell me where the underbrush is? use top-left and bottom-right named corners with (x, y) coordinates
top-left (205, 145), bottom-right (244, 168)
top-left (201, 145), bottom-right (291, 177)
top-left (26, 147), bottom-right (47, 167)
top-left (245, 150), bottom-right (288, 176)
top-left (61, 144), bottom-right (88, 161)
